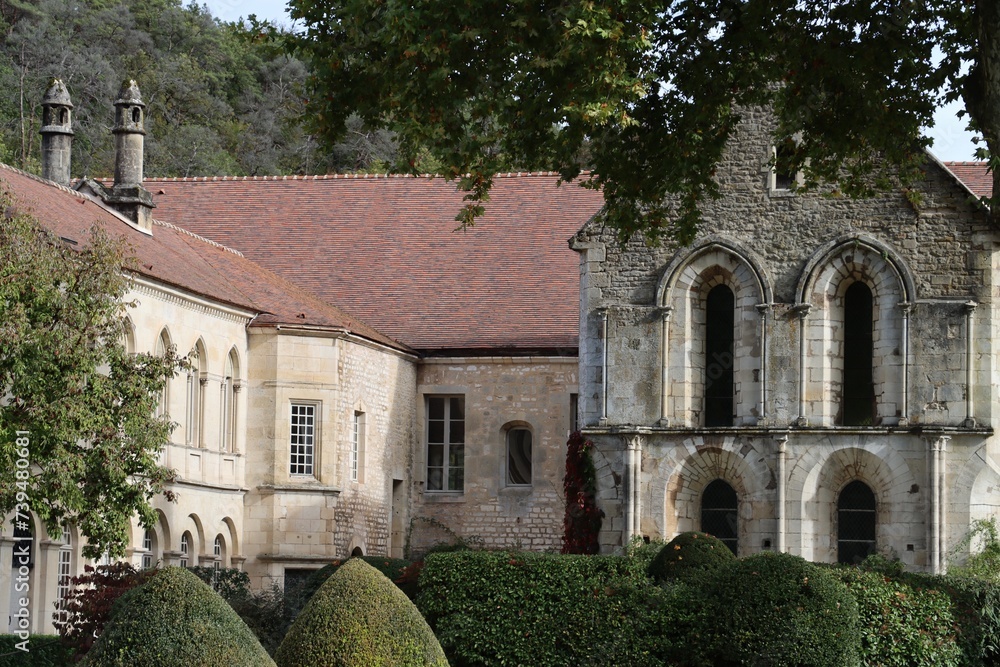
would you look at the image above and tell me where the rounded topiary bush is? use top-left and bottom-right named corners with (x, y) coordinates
top-left (707, 552), bottom-right (861, 667)
top-left (275, 558), bottom-right (448, 667)
top-left (82, 566), bottom-right (275, 667)
top-left (647, 531), bottom-right (736, 582)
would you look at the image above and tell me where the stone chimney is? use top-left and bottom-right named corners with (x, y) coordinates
top-left (39, 79), bottom-right (73, 186)
top-left (106, 79), bottom-right (154, 231)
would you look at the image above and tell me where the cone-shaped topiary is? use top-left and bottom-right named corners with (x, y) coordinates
top-left (647, 531), bottom-right (736, 582)
top-left (276, 557), bottom-right (448, 667)
top-left (82, 566), bottom-right (275, 667)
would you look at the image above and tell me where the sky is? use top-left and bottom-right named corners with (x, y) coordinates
top-left (199, 0), bottom-right (981, 163)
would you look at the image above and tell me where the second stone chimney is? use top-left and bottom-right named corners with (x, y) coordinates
top-left (39, 79), bottom-right (73, 186)
top-left (106, 79), bottom-right (154, 231)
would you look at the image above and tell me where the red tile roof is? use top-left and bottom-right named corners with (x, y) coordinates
top-left (0, 164), bottom-right (407, 351)
top-left (145, 174), bottom-right (605, 352)
top-left (944, 161), bottom-right (992, 198)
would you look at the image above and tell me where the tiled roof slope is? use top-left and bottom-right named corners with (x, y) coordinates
top-left (944, 162), bottom-right (992, 198)
top-left (0, 164), bottom-right (408, 352)
top-left (146, 174), bottom-right (605, 352)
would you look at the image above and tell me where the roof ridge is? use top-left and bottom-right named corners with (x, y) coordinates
top-left (1, 161), bottom-right (97, 202)
top-left (152, 219), bottom-right (245, 256)
top-left (139, 171), bottom-right (579, 182)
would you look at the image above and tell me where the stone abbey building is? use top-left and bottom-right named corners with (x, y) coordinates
top-left (2, 83), bottom-right (998, 634)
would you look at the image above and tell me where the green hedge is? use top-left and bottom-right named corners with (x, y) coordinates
top-left (702, 552), bottom-right (861, 667)
top-left (0, 635), bottom-right (73, 667)
top-left (647, 531), bottom-right (735, 583)
top-left (83, 566), bottom-right (275, 667)
top-left (416, 550), bottom-right (701, 667)
top-left (835, 568), bottom-right (961, 667)
top-left (276, 559), bottom-right (447, 667)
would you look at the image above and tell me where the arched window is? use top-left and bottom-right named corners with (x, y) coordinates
top-left (179, 532), bottom-right (191, 568)
top-left (222, 349), bottom-right (240, 452)
top-left (837, 480), bottom-right (876, 564)
top-left (506, 427), bottom-right (532, 486)
top-left (701, 480), bottom-right (738, 555)
top-left (704, 285), bottom-right (735, 427)
top-left (155, 329), bottom-right (172, 419)
top-left (842, 282), bottom-right (875, 426)
top-left (351, 546), bottom-right (364, 557)
top-left (186, 346), bottom-right (202, 446)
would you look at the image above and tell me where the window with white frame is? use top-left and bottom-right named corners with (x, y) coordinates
top-left (426, 396), bottom-right (464, 492)
top-left (179, 532), bottom-right (190, 568)
top-left (141, 529), bottom-right (154, 569)
top-left (506, 427), bottom-right (532, 486)
top-left (54, 527), bottom-right (72, 626)
top-left (290, 403), bottom-right (317, 476)
top-left (213, 535), bottom-right (223, 570)
top-left (351, 411), bottom-right (365, 482)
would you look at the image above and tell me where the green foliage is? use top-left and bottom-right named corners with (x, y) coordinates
top-left (187, 566), bottom-right (252, 602)
top-left (0, 635), bottom-right (74, 666)
top-left (950, 518), bottom-right (1000, 582)
top-left (290, 0), bottom-right (994, 244)
top-left (226, 581), bottom-right (292, 658)
top-left (416, 549), bottom-right (703, 667)
top-left (836, 568), bottom-right (961, 667)
top-left (646, 531), bottom-right (736, 583)
top-left (562, 431), bottom-right (603, 554)
top-left (276, 558), bottom-right (447, 667)
top-left (0, 195), bottom-right (182, 557)
top-left (58, 562), bottom-right (158, 660)
top-left (899, 572), bottom-right (1000, 667)
top-left (705, 552), bottom-right (861, 666)
top-left (83, 566), bottom-right (275, 667)
top-left (292, 556), bottom-right (413, 615)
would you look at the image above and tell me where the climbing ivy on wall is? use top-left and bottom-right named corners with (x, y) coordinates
top-left (562, 432), bottom-right (603, 554)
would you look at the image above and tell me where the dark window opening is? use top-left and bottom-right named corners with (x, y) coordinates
top-left (506, 428), bottom-right (532, 485)
top-left (774, 139), bottom-right (797, 190)
top-left (705, 284), bottom-right (735, 427)
top-left (701, 479), bottom-right (738, 555)
top-left (132, 107), bottom-right (141, 124)
top-left (842, 282), bottom-right (875, 426)
top-left (837, 480), bottom-right (876, 564)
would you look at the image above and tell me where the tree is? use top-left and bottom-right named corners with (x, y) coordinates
top-left (0, 190), bottom-right (181, 558)
top-left (289, 0), bottom-right (990, 244)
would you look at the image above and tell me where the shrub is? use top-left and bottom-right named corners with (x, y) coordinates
top-left (187, 566), bottom-right (252, 602)
top-left (227, 581), bottom-right (291, 658)
top-left (836, 567), bottom-right (961, 666)
top-left (291, 555), bottom-right (413, 617)
top-left (900, 572), bottom-right (1000, 667)
top-left (417, 549), bottom-right (702, 667)
top-left (706, 552), bottom-right (861, 666)
top-left (0, 635), bottom-right (74, 666)
top-left (276, 558), bottom-right (447, 667)
top-left (82, 566), bottom-right (275, 667)
top-left (646, 531), bottom-right (735, 583)
top-left (58, 562), bottom-right (158, 660)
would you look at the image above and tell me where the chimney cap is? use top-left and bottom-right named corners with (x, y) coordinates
top-left (42, 79), bottom-right (73, 108)
top-left (115, 79), bottom-right (145, 107)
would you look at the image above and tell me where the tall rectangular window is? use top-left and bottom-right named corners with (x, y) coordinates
top-left (290, 403), bottom-right (317, 476)
top-left (54, 528), bottom-right (72, 626)
top-left (426, 396), bottom-right (464, 492)
top-left (351, 411), bottom-right (365, 482)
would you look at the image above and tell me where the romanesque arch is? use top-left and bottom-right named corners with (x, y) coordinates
top-left (796, 235), bottom-right (916, 426)
top-left (656, 238), bottom-right (772, 427)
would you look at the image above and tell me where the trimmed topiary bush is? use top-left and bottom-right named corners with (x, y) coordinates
top-left (276, 558), bottom-right (447, 667)
top-left (82, 566), bottom-right (275, 667)
top-left (706, 552), bottom-right (861, 666)
top-left (836, 567), bottom-right (961, 666)
top-left (647, 531), bottom-right (736, 582)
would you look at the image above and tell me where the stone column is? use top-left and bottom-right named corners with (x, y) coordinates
top-left (776, 433), bottom-right (788, 553)
top-left (599, 308), bottom-right (609, 425)
top-left (898, 302), bottom-right (912, 426)
top-left (794, 304), bottom-right (812, 425)
top-left (622, 434), bottom-right (644, 544)
top-left (964, 301), bottom-right (977, 428)
top-left (659, 307), bottom-right (673, 426)
top-left (756, 303), bottom-right (771, 423)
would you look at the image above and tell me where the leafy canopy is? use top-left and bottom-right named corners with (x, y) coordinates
top-left (0, 191), bottom-right (181, 558)
top-left (290, 0), bottom-right (986, 244)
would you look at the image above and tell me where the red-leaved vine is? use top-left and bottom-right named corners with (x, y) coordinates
top-left (562, 431), bottom-right (604, 554)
